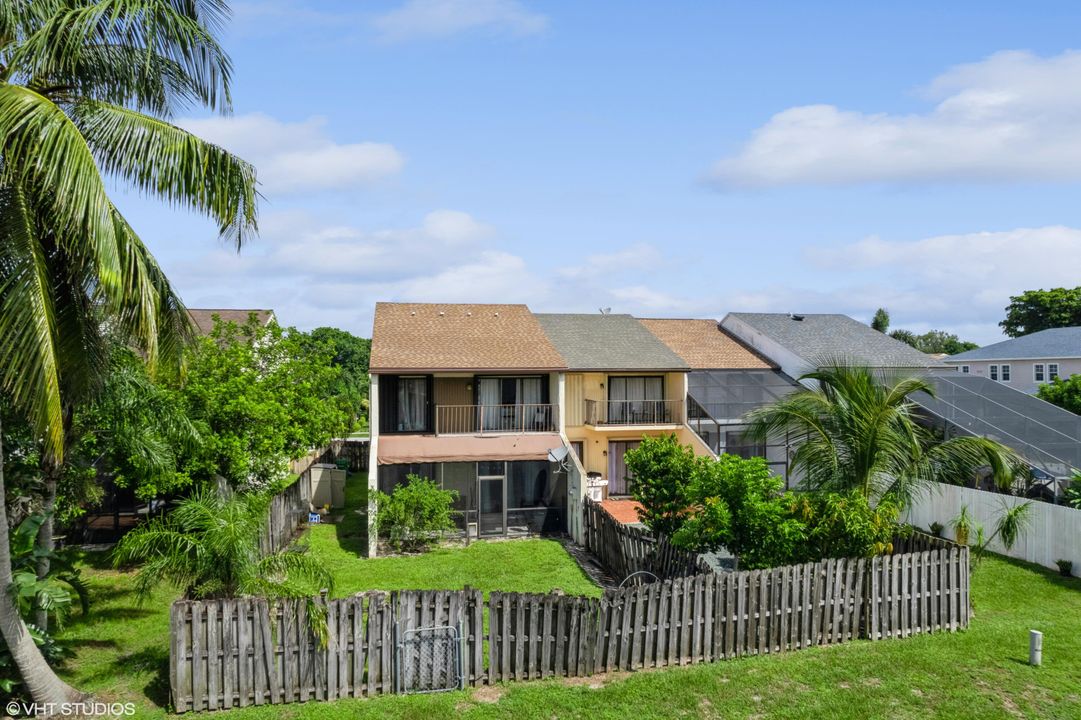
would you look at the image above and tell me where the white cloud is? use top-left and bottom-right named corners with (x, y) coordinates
top-left (710, 50), bottom-right (1081, 187)
top-left (373, 0), bottom-right (547, 42)
top-left (179, 113), bottom-right (404, 194)
top-left (164, 211), bottom-right (684, 335)
top-left (558, 243), bottom-right (661, 280)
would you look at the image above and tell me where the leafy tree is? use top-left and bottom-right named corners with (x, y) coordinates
top-left (0, 1), bottom-right (258, 702)
top-left (871, 308), bottom-right (890, 333)
top-left (169, 316), bottom-right (349, 491)
top-left (1036, 375), bottom-right (1081, 416)
top-left (745, 365), bottom-right (1024, 506)
top-left (888, 329), bottom-right (918, 346)
top-left (1001, 288), bottom-right (1081, 337)
top-left (114, 486), bottom-right (333, 638)
top-left (302, 327), bottom-right (371, 430)
top-left (625, 434), bottom-right (697, 536)
top-left (373, 476), bottom-right (458, 552)
top-left (890, 328), bottom-right (978, 355)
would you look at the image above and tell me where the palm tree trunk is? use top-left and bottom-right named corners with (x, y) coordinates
top-left (34, 469), bottom-right (59, 629)
top-left (34, 406), bottom-right (71, 630)
top-left (0, 415), bottom-right (85, 706)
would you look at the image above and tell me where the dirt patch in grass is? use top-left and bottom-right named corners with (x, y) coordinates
top-left (471, 685), bottom-right (506, 704)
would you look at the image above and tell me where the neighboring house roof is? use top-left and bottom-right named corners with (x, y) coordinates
top-left (726, 312), bottom-right (943, 368)
top-left (637, 318), bottom-right (775, 370)
top-left (533, 313), bottom-right (689, 371)
top-left (946, 327), bottom-right (1081, 362)
top-left (187, 308), bottom-right (275, 335)
top-left (369, 302), bottom-right (567, 372)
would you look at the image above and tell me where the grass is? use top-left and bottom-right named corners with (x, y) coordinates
top-left (304, 475), bottom-right (599, 598)
top-left (52, 476), bottom-right (1081, 718)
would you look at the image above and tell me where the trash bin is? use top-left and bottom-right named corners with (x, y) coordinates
top-left (335, 457), bottom-right (350, 471)
top-left (330, 468), bottom-right (347, 508)
top-left (309, 463), bottom-right (336, 508)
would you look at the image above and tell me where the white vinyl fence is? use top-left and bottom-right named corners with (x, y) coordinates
top-left (906, 483), bottom-right (1080, 576)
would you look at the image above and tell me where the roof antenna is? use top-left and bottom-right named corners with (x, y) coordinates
top-left (599, 307), bottom-right (611, 315)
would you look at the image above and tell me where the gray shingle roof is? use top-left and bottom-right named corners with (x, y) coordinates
top-left (726, 313), bottom-right (942, 368)
top-left (946, 327), bottom-right (1081, 362)
top-left (534, 314), bottom-right (689, 371)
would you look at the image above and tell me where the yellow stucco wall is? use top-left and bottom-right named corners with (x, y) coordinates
top-left (564, 371), bottom-right (709, 478)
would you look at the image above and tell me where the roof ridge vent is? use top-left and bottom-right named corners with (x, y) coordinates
top-left (789, 313), bottom-right (805, 321)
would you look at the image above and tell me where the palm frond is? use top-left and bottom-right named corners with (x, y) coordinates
top-left (0, 83), bottom-right (121, 293)
top-left (0, 182), bottom-right (65, 454)
top-left (74, 101), bottom-right (257, 248)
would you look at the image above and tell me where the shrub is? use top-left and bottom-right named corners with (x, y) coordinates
top-left (787, 491), bottom-right (899, 561)
top-left (633, 437), bottom-right (904, 570)
top-left (672, 453), bottom-right (804, 570)
top-left (373, 475), bottom-right (458, 552)
top-left (1056, 559), bottom-right (1074, 577)
top-left (626, 435), bottom-right (697, 536)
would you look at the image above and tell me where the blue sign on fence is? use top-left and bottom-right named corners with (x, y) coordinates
top-left (308, 512), bottom-right (321, 524)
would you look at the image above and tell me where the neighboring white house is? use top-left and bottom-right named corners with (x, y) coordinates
top-left (944, 327), bottom-right (1081, 395)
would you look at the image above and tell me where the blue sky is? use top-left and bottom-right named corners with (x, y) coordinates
top-left (117, 1), bottom-right (1081, 342)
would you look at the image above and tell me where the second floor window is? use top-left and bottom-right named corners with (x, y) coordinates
top-left (608, 376), bottom-right (665, 423)
top-left (397, 376), bottom-right (429, 432)
top-left (1035, 364), bottom-right (1045, 382)
top-left (990, 365), bottom-right (998, 381)
top-left (1001, 364), bottom-right (1011, 381)
top-left (1050, 363), bottom-right (1060, 381)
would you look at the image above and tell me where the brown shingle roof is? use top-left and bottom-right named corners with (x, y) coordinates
top-left (637, 318), bottom-right (775, 370)
top-left (187, 308), bottom-right (275, 335)
top-left (370, 302), bottom-right (567, 372)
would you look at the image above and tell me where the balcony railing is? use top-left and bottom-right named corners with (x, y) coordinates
top-left (435, 404), bottom-right (559, 435)
top-left (584, 398), bottom-right (683, 426)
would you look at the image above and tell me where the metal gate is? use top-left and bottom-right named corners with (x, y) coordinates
top-left (395, 624), bottom-right (463, 694)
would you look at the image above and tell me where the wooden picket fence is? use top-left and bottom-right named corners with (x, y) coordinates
top-left (260, 472), bottom-right (312, 556)
top-left (582, 497), bottom-right (710, 582)
top-left (171, 545), bottom-right (969, 712)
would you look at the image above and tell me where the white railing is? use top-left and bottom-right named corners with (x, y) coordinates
top-left (435, 403), bottom-right (559, 435)
top-left (584, 398), bottom-right (682, 426)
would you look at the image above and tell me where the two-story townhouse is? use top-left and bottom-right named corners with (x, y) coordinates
top-left (367, 303), bottom-right (570, 555)
top-left (532, 314), bottom-right (715, 495)
top-left (943, 327), bottom-right (1081, 394)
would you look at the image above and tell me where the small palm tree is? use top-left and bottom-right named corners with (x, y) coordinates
top-left (114, 487), bottom-right (333, 605)
top-left (745, 364), bottom-right (1023, 506)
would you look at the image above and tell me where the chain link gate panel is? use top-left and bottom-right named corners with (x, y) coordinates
top-left (396, 624), bottom-right (463, 694)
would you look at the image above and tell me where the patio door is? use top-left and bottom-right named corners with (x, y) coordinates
top-left (607, 440), bottom-right (640, 495)
top-left (477, 461), bottom-right (506, 536)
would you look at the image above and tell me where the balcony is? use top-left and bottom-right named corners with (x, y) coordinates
top-left (435, 403), bottom-right (559, 435)
top-left (584, 398), bottom-right (683, 427)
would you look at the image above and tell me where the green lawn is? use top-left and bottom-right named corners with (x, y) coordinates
top-left (53, 477), bottom-right (1081, 718)
top-left (304, 476), bottom-right (598, 598)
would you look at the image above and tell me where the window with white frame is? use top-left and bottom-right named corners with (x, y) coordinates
top-left (990, 365), bottom-right (998, 381)
top-left (1049, 363), bottom-right (1060, 381)
top-left (961, 365), bottom-right (970, 374)
top-left (1001, 364), bottom-right (1011, 381)
top-left (1035, 364), bottom-right (1045, 382)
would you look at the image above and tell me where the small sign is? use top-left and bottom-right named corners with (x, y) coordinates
top-left (308, 512), bottom-right (322, 524)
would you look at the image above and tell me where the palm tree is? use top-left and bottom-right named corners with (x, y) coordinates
top-left (0, 1), bottom-right (257, 704)
top-left (745, 364), bottom-right (1023, 506)
top-left (114, 487), bottom-right (333, 637)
